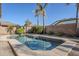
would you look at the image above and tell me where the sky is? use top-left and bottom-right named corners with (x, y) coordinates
top-left (2, 3), bottom-right (76, 26)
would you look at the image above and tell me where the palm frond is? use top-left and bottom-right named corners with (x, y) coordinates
top-left (43, 3), bottom-right (48, 9)
top-left (40, 9), bottom-right (45, 16)
top-left (34, 9), bottom-right (39, 17)
top-left (37, 3), bottom-right (43, 10)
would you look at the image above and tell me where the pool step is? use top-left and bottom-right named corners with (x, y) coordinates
top-left (0, 41), bottom-right (15, 56)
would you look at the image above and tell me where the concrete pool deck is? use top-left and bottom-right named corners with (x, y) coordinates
top-left (0, 34), bottom-right (79, 56)
top-left (0, 41), bottom-right (15, 56)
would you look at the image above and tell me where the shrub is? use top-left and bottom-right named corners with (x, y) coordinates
top-left (16, 27), bottom-right (24, 35)
top-left (36, 26), bottom-right (43, 34)
top-left (29, 26), bottom-right (43, 34)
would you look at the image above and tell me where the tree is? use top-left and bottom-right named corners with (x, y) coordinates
top-left (24, 19), bottom-right (32, 26)
top-left (36, 3), bottom-right (48, 34)
top-left (7, 25), bottom-right (14, 34)
top-left (24, 19), bottom-right (32, 32)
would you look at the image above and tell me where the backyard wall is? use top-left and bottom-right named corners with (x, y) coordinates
top-left (46, 24), bottom-right (79, 35)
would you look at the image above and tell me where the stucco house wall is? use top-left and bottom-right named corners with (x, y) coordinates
top-left (0, 26), bottom-right (9, 35)
top-left (0, 26), bottom-right (16, 35)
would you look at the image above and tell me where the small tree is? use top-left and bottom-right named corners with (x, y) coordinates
top-left (7, 25), bottom-right (14, 34)
top-left (24, 19), bottom-right (32, 32)
top-left (24, 19), bottom-right (32, 26)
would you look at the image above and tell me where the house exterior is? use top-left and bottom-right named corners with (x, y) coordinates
top-left (0, 19), bottom-right (17, 35)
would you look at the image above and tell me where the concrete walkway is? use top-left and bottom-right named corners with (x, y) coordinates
top-left (0, 41), bottom-right (15, 56)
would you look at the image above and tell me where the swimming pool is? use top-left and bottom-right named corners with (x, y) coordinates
top-left (16, 36), bottom-right (64, 50)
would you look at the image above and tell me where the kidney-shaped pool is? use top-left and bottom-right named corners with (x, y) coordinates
top-left (16, 36), bottom-right (64, 50)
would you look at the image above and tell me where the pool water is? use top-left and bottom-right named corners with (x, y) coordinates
top-left (16, 36), bottom-right (64, 50)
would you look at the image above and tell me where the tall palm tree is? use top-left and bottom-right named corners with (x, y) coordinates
top-left (37, 3), bottom-right (48, 34)
top-left (67, 3), bottom-right (79, 35)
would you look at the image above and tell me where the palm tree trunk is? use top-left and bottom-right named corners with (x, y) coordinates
top-left (75, 6), bottom-right (78, 35)
top-left (37, 15), bottom-right (39, 26)
top-left (43, 15), bottom-right (45, 34)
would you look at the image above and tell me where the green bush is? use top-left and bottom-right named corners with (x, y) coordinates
top-left (29, 26), bottom-right (43, 34)
top-left (16, 27), bottom-right (24, 35)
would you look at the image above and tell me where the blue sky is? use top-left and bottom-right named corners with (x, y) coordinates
top-left (2, 3), bottom-right (76, 26)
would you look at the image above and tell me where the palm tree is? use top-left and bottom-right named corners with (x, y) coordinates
top-left (67, 3), bottom-right (79, 35)
top-left (37, 3), bottom-right (48, 34)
